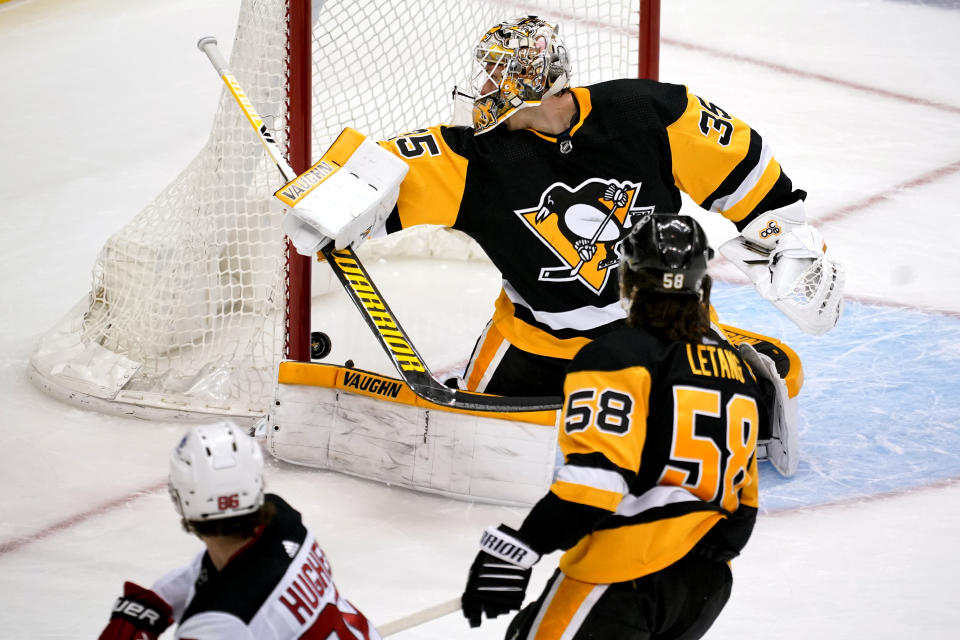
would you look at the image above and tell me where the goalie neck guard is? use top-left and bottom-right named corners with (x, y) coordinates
top-left (168, 422), bottom-right (265, 522)
top-left (620, 214), bottom-right (715, 298)
top-left (471, 15), bottom-right (571, 135)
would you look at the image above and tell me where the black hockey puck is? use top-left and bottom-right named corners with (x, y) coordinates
top-left (310, 331), bottom-right (332, 360)
top-left (345, 359), bottom-right (355, 368)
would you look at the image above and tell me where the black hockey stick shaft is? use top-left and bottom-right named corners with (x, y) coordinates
top-left (198, 37), bottom-right (560, 413)
top-left (321, 245), bottom-right (560, 411)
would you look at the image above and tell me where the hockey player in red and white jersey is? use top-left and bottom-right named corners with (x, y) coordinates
top-left (279, 16), bottom-right (844, 477)
top-left (98, 422), bottom-right (379, 640)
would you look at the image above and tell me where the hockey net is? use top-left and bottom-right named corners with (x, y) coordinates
top-left (30, 0), bottom-right (659, 420)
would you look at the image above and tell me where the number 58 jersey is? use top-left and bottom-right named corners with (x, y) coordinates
top-left (550, 326), bottom-right (763, 584)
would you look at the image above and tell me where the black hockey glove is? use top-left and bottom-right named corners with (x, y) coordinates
top-left (461, 524), bottom-right (540, 628)
top-left (98, 581), bottom-right (173, 640)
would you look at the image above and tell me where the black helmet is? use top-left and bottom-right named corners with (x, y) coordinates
top-left (620, 214), bottom-right (714, 296)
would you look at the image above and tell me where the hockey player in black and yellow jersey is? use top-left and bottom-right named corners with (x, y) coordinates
top-left (282, 16), bottom-right (843, 476)
top-left (461, 214), bottom-right (761, 639)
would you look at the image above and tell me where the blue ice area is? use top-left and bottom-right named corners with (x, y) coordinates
top-left (711, 281), bottom-right (960, 512)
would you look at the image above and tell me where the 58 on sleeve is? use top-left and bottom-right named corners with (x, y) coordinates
top-left (564, 388), bottom-right (634, 436)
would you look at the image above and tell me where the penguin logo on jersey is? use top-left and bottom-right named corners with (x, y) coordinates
top-left (515, 178), bottom-right (654, 294)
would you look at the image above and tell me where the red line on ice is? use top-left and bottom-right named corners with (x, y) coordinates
top-left (490, 9), bottom-right (960, 115)
top-left (661, 38), bottom-right (960, 116)
top-left (0, 479), bottom-right (166, 556)
top-left (816, 159), bottom-right (960, 225)
top-left (764, 475), bottom-right (960, 516)
top-left (498, 9), bottom-right (960, 116)
top-left (2, 21), bottom-right (957, 551)
top-left (714, 269), bottom-right (960, 319)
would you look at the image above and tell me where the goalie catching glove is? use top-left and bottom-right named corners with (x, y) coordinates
top-left (719, 200), bottom-right (844, 335)
top-left (277, 128), bottom-right (409, 254)
top-left (462, 525), bottom-right (540, 628)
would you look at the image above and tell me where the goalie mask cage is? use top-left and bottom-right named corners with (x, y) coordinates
top-left (30, 0), bottom-right (661, 420)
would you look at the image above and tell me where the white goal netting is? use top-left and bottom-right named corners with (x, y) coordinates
top-left (30, 0), bottom-right (648, 420)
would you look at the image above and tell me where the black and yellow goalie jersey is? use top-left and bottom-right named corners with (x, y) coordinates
top-left (378, 79), bottom-right (804, 361)
top-left (519, 325), bottom-right (761, 585)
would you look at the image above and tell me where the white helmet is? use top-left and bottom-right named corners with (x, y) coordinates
top-left (168, 422), bottom-right (265, 522)
top-left (472, 16), bottom-right (571, 135)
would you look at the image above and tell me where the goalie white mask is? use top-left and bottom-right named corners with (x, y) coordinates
top-left (168, 422), bottom-right (265, 522)
top-left (472, 16), bottom-right (571, 135)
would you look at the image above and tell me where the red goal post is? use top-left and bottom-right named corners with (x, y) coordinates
top-left (29, 0), bottom-right (661, 420)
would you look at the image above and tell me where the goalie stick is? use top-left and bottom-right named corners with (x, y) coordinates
top-left (197, 37), bottom-right (561, 413)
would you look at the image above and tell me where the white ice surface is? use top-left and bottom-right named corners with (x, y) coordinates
top-left (2, 0), bottom-right (960, 638)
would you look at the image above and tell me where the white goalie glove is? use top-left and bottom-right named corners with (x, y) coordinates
top-left (276, 128), bottom-right (409, 255)
top-left (719, 201), bottom-right (844, 335)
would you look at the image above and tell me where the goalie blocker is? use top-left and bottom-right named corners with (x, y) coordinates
top-left (277, 128), bottom-right (409, 254)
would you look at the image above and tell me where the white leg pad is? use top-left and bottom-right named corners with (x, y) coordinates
top-left (266, 365), bottom-right (559, 506)
top-left (738, 342), bottom-right (799, 477)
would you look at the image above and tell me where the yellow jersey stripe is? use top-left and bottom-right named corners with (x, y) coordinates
top-left (523, 87), bottom-right (593, 143)
top-left (720, 158), bottom-right (782, 224)
top-left (381, 126), bottom-right (467, 229)
top-left (491, 290), bottom-right (592, 359)
top-left (741, 452), bottom-right (760, 509)
top-left (667, 89), bottom-right (753, 205)
top-left (568, 87), bottom-right (592, 136)
top-left (530, 575), bottom-right (604, 640)
top-left (558, 511), bottom-right (724, 584)
top-left (463, 321), bottom-right (508, 391)
top-left (551, 480), bottom-right (624, 512)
